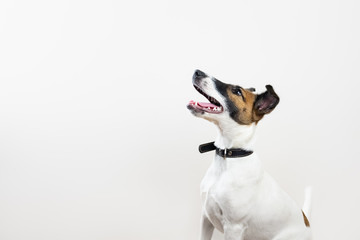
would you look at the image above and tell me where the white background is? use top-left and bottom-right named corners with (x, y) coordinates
top-left (1, 0), bottom-right (359, 239)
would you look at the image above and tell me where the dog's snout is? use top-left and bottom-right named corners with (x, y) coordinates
top-left (193, 69), bottom-right (207, 80)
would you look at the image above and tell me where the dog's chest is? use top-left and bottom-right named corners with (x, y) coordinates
top-left (201, 155), bottom-right (264, 230)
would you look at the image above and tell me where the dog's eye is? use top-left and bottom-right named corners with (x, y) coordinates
top-left (232, 87), bottom-right (242, 96)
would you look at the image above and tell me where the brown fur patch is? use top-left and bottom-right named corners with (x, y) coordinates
top-left (302, 211), bottom-right (310, 227)
top-left (226, 88), bottom-right (263, 125)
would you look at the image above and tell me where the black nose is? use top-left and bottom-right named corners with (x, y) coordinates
top-left (193, 69), bottom-right (207, 79)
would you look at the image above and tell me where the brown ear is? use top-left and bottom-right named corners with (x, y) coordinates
top-left (254, 85), bottom-right (280, 116)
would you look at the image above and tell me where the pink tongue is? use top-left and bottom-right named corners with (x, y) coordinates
top-left (189, 100), bottom-right (218, 109)
top-left (197, 102), bottom-right (217, 108)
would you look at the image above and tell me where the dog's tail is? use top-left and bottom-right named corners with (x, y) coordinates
top-left (302, 186), bottom-right (313, 221)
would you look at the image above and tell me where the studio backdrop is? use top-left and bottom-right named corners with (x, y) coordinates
top-left (1, 0), bottom-right (360, 239)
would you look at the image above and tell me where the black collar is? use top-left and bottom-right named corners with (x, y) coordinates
top-left (198, 141), bottom-right (253, 158)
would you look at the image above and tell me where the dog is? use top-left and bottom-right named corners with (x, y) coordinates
top-left (187, 70), bottom-right (312, 240)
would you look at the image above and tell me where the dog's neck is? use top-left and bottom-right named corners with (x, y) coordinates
top-left (214, 122), bottom-right (257, 151)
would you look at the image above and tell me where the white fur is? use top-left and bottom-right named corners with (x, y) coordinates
top-left (302, 186), bottom-right (313, 220)
top-left (191, 76), bottom-right (312, 240)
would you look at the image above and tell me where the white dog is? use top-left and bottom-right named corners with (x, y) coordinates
top-left (187, 70), bottom-right (312, 240)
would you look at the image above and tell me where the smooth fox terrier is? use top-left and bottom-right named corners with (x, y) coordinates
top-left (187, 70), bottom-right (312, 240)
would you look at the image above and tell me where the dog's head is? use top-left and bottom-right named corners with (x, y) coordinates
top-left (187, 70), bottom-right (280, 127)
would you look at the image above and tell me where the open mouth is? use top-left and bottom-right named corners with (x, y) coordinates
top-left (188, 85), bottom-right (223, 114)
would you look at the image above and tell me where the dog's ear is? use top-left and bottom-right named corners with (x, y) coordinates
top-left (254, 85), bottom-right (279, 117)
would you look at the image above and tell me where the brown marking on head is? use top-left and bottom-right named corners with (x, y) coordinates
top-left (227, 87), bottom-right (257, 125)
top-left (302, 211), bottom-right (310, 227)
top-left (226, 84), bottom-right (279, 125)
